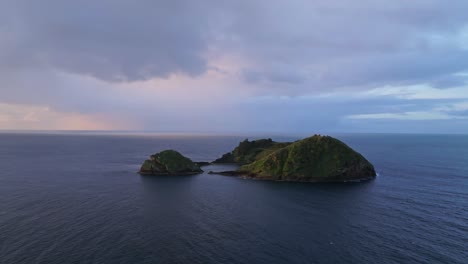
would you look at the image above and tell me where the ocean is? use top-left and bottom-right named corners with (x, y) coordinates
top-left (0, 133), bottom-right (466, 264)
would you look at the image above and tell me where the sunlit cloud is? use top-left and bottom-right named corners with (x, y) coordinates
top-left (0, 103), bottom-right (130, 130)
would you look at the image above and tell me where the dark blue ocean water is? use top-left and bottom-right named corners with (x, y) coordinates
top-left (0, 133), bottom-right (466, 264)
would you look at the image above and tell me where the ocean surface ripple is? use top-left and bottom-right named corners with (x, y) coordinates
top-left (0, 133), bottom-right (466, 264)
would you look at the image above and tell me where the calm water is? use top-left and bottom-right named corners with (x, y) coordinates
top-left (0, 133), bottom-right (467, 264)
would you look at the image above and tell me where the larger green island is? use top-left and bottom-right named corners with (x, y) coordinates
top-left (139, 134), bottom-right (376, 182)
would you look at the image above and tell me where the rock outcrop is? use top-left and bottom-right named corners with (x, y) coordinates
top-left (139, 150), bottom-right (203, 176)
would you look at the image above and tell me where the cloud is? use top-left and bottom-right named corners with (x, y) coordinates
top-left (363, 85), bottom-right (468, 100)
top-left (0, 0), bottom-right (217, 81)
top-left (347, 111), bottom-right (465, 121)
top-left (347, 100), bottom-right (468, 121)
top-left (223, 0), bottom-right (468, 93)
top-left (2, 0), bottom-right (468, 87)
top-left (243, 67), bottom-right (307, 85)
top-left (433, 101), bottom-right (468, 118)
top-left (430, 74), bottom-right (467, 88)
top-left (1, 0), bottom-right (468, 132)
top-left (0, 103), bottom-right (129, 130)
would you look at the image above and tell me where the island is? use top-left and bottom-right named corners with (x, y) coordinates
top-left (139, 150), bottom-right (203, 175)
top-left (210, 135), bottom-right (376, 182)
top-left (138, 135), bottom-right (376, 182)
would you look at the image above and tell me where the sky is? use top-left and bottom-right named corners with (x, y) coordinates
top-left (1, 0), bottom-right (468, 134)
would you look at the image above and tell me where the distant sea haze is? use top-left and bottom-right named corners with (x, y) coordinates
top-left (0, 133), bottom-right (466, 263)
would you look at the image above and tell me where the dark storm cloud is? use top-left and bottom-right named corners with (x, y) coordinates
top-left (1, 0), bottom-right (468, 87)
top-left (0, 0), bottom-right (219, 81)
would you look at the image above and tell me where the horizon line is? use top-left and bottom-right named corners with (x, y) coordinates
top-left (0, 129), bottom-right (466, 136)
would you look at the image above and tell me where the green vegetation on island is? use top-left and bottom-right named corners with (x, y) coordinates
top-left (212, 135), bottom-right (376, 182)
top-left (213, 138), bottom-right (291, 164)
top-left (139, 150), bottom-right (203, 176)
top-left (138, 135), bottom-right (376, 182)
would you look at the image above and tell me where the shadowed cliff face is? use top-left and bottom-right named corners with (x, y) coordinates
top-left (139, 150), bottom-right (203, 175)
top-left (213, 135), bottom-right (376, 182)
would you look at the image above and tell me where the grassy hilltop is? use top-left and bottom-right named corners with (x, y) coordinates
top-left (213, 135), bottom-right (376, 182)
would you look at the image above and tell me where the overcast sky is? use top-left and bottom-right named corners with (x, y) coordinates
top-left (1, 0), bottom-right (467, 133)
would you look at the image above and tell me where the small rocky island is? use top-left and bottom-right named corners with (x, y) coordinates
top-left (138, 135), bottom-right (376, 182)
top-left (211, 135), bottom-right (376, 182)
top-left (139, 150), bottom-right (203, 175)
